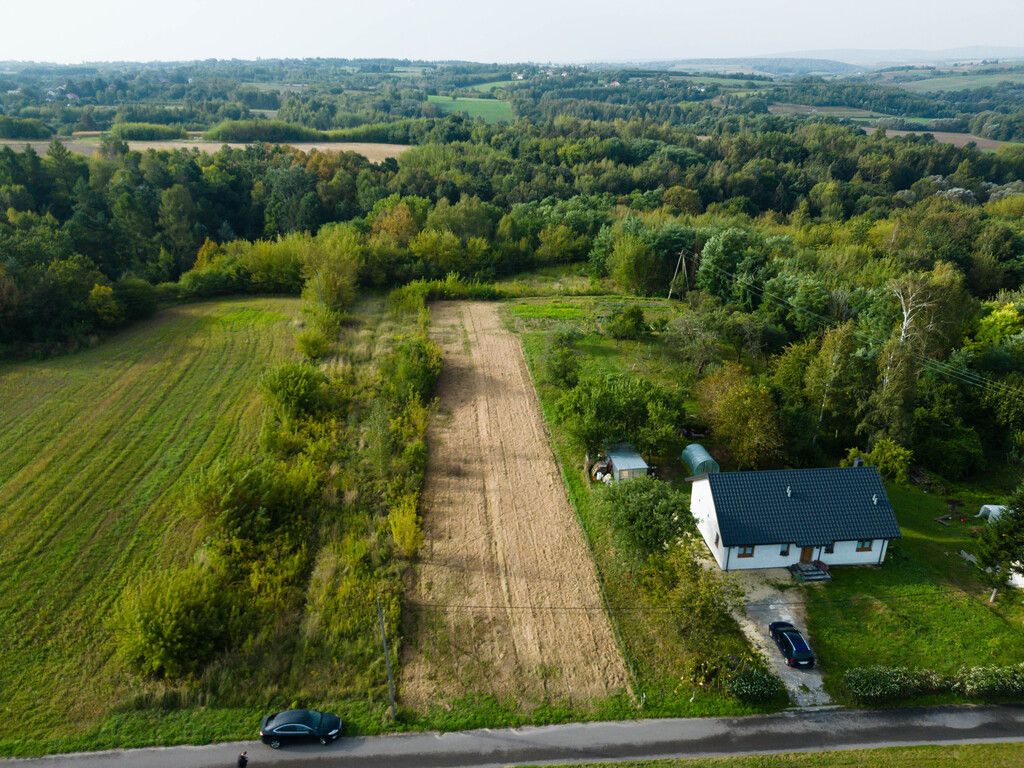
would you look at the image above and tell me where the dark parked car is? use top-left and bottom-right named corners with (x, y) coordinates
top-left (768, 621), bottom-right (816, 668)
top-left (259, 709), bottom-right (342, 748)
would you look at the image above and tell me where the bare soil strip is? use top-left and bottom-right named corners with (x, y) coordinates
top-left (401, 302), bottom-right (628, 708)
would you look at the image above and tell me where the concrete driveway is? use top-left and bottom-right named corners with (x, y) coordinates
top-left (731, 568), bottom-right (832, 707)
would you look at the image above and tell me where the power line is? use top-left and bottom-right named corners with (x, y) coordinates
top-left (406, 586), bottom-right (982, 614)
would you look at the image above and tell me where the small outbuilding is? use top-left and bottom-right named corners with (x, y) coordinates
top-left (682, 443), bottom-right (720, 476)
top-left (689, 466), bottom-right (901, 571)
top-left (605, 444), bottom-right (649, 483)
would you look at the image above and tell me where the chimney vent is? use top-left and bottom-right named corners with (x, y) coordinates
top-left (786, 485), bottom-right (792, 498)
top-left (872, 494), bottom-right (878, 505)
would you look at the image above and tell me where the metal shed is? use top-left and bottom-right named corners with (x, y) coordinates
top-left (682, 443), bottom-right (720, 476)
top-left (605, 444), bottom-right (649, 482)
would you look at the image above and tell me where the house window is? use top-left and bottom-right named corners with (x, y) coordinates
top-left (825, 542), bottom-right (834, 554)
top-left (714, 532), bottom-right (720, 547)
top-left (856, 540), bottom-right (873, 552)
top-left (737, 545), bottom-right (755, 558)
top-left (780, 544), bottom-right (790, 556)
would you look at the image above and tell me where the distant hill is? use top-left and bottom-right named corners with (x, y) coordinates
top-left (775, 47), bottom-right (1024, 67)
top-left (591, 57), bottom-right (858, 77)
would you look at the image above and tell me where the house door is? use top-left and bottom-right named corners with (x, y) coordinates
top-left (800, 546), bottom-right (814, 564)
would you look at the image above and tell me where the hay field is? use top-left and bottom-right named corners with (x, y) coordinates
top-left (0, 298), bottom-right (299, 753)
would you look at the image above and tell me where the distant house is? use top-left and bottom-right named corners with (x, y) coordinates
top-left (689, 466), bottom-right (901, 571)
top-left (605, 444), bottom-right (649, 483)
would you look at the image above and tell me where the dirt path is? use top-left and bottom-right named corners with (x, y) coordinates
top-left (400, 302), bottom-right (629, 709)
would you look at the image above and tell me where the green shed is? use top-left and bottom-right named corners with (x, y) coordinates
top-left (682, 443), bottom-right (719, 476)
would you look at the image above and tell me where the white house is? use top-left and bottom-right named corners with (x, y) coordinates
top-left (689, 466), bottom-right (901, 571)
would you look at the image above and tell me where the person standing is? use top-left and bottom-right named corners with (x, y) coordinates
top-left (237, 750), bottom-right (248, 768)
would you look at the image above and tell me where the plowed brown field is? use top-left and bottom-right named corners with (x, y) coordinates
top-left (400, 302), bottom-right (628, 708)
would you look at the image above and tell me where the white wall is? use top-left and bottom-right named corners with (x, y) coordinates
top-left (690, 478), bottom-right (727, 569)
top-left (820, 538), bottom-right (888, 566)
top-left (723, 539), bottom-right (889, 570)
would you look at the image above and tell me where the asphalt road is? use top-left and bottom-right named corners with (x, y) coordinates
top-left (4, 705), bottom-right (1024, 768)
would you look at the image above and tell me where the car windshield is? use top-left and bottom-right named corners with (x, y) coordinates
top-left (786, 632), bottom-right (811, 654)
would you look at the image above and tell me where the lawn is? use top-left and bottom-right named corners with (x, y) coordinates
top-left (805, 481), bottom-right (1024, 702)
top-left (427, 94), bottom-right (514, 122)
top-left (519, 742), bottom-right (1024, 768)
top-left (0, 297), bottom-right (300, 756)
top-left (509, 297), bottom-right (765, 717)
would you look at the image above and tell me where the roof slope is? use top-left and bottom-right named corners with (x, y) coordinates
top-left (606, 444), bottom-right (648, 471)
top-left (705, 466), bottom-right (901, 547)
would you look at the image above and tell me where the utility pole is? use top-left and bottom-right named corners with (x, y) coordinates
top-left (376, 595), bottom-right (397, 720)
top-left (667, 248), bottom-right (686, 301)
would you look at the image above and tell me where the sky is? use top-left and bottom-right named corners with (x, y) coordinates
top-left (3, 0), bottom-right (1023, 64)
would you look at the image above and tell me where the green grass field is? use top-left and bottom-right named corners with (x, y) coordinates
top-left (806, 482), bottom-right (1024, 701)
top-left (900, 72), bottom-right (1024, 92)
top-left (470, 79), bottom-right (516, 92)
top-left (0, 298), bottom-right (299, 755)
top-left (521, 742), bottom-right (1024, 768)
top-left (427, 94), bottom-right (513, 122)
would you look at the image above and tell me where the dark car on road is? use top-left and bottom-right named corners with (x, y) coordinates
top-left (768, 621), bottom-right (816, 668)
top-left (259, 709), bottom-right (342, 748)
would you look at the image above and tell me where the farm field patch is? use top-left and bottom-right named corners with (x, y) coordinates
top-left (769, 102), bottom-right (893, 119)
top-left (875, 128), bottom-right (1016, 151)
top-left (899, 72), bottom-right (1024, 92)
top-left (401, 301), bottom-right (629, 710)
top-left (0, 138), bottom-right (412, 162)
top-left (426, 94), bottom-right (514, 122)
top-left (0, 298), bottom-right (299, 755)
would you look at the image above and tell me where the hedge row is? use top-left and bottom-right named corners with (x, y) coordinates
top-left (843, 664), bottom-right (1024, 703)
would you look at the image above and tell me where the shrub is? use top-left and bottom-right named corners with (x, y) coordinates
top-left (193, 456), bottom-right (321, 544)
top-left (955, 664), bottom-right (1024, 697)
top-left (259, 362), bottom-right (330, 420)
top-left (546, 331), bottom-right (581, 388)
top-left (842, 666), bottom-right (948, 703)
top-left (205, 119), bottom-right (321, 143)
top-left (109, 122), bottom-right (187, 140)
top-left (600, 476), bottom-right (692, 553)
top-left (88, 283), bottom-right (125, 327)
top-left (605, 305), bottom-right (648, 340)
top-left (727, 664), bottom-right (787, 704)
top-left (113, 277), bottom-right (158, 321)
top-left (0, 116), bottom-right (51, 139)
top-left (388, 493), bottom-right (424, 558)
top-left (380, 333), bottom-right (443, 405)
top-left (115, 566), bottom-right (238, 679)
top-left (841, 437), bottom-right (913, 483)
top-left (296, 327), bottom-right (333, 360)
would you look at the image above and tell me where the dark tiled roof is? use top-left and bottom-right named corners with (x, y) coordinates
top-left (705, 466), bottom-right (901, 547)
